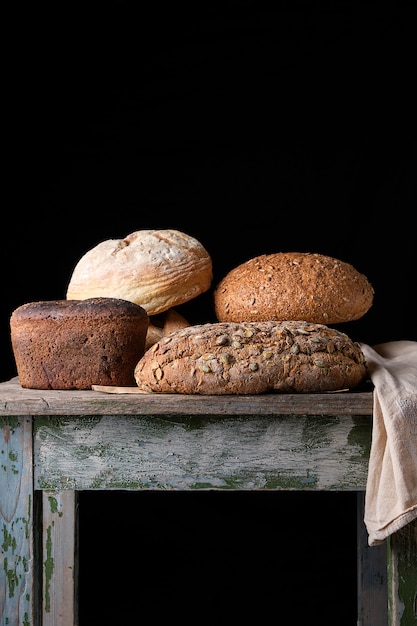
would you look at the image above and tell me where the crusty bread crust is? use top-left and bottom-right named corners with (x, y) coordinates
top-left (134, 320), bottom-right (367, 394)
top-left (214, 252), bottom-right (374, 324)
top-left (11, 298), bottom-right (149, 390)
top-left (66, 229), bottom-right (213, 316)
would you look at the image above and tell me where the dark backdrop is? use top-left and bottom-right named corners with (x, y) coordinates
top-left (3, 3), bottom-right (416, 624)
top-left (3, 1), bottom-right (416, 382)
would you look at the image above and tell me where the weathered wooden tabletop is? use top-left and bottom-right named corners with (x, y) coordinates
top-left (0, 376), bottom-right (374, 416)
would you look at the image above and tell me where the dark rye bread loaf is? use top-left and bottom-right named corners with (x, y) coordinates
top-left (214, 252), bottom-right (374, 324)
top-left (10, 298), bottom-right (149, 390)
top-left (134, 320), bottom-right (367, 394)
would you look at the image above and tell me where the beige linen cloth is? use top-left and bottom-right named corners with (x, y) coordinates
top-left (360, 340), bottom-right (417, 546)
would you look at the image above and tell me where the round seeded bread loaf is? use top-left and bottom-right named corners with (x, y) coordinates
top-left (134, 320), bottom-right (368, 394)
top-left (66, 229), bottom-right (213, 316)
top-left (10, 298), bottom-right (149, 390)
top-left (214, 252), bottom-right (374, 324)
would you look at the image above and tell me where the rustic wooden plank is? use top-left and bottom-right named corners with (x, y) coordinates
top-left (387, 519), bottom-right (417, 626)
top-left (34, 413), bottom-right (372, 491)
top-left (0, 377), bottom-right (374, 416)
top-left (0, 416), bottom-right (35, 626)
top-left (357, 492), bottom-right (388, 626)
top-left (42, 491), bottom-right (78, 626)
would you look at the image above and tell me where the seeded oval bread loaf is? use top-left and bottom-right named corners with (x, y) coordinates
top-left (66, 229), bottom-right (213, 316)
top-left (214, 252), bottom-right (374, 324)
top-left (134, 320), bottom-right (367, 394)
top-left (10, 297), bottom-right (149, 390)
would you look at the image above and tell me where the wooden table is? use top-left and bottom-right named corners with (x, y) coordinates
top-left (1, 377), bottom-right (416, 625)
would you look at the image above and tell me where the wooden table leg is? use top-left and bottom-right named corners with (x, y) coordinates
top-left (387, 519), bottom-right (417, 626)
top-left (1, 416), bottom-right (35, 625)
top-left (41, 490), bottom-right (78, 626)
top-left (357, 491), bottom-right (389, 625)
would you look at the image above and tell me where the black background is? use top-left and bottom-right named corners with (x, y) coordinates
top-left (3, 0), bottom-right (416, 384)
top-left (4, 2), bottom-right (416, 623)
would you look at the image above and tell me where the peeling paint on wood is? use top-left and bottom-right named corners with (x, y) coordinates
top-left (34, 414), bottom-right (372, 491)
top-left (41, 490), bottom-right (78, 626)
top-left (388, 520), bottom-right (417, 625)
top-left (0, 417), bottom-right (33, 626)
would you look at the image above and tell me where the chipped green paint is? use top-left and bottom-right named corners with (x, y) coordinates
top-left (1, 417), bottom-right (32, 623)
top-left (87, 477), bottom-right (155, 489)
top-left (2, 525), bottom-right (17, 552)
top-left (1, 449), bottom-right (19, 475)
top-left (37, 477), bottom-right (77, 491)
top-left (2, 519), bottom-right (32, 599)
top-left (25, 494), bottom-right (32, 538)
top-left (44, 524), bottom-right (54, 613)
top-left (188, 474), bottom-right (319, 490)
top-left (3, 556), bottom-right (18, 597)
top-left (80, 474), bottom-right (321, 491)
top-left (34, 414), bottom-right (102, 431)
top-left (0, 416), bottom-right (20, 428)
top-left (47, 495), bottom-right (63, 517)
top-left (387, 522), bottom-right (417, 625)
top-left (34, 412), bottom-right (371, 491)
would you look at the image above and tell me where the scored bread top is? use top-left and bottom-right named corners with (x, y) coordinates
top-left (66, 229), bottom-right (213, 316)
top-left (134, 320), bottom-right (368, 394)
top-left (214, 252), bottom-right (374, 324)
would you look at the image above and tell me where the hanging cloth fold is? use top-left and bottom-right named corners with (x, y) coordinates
top-left (360, 340), bottom-right (417, 546)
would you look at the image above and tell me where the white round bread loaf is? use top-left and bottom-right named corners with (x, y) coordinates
top-left (66, 229), bottom-right (213, 316)
top-left (134, 320), bottom-right (368, 394)
top-left (214, 252), bottom-right (374, 324)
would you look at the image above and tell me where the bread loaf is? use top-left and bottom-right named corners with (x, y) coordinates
top-left (134, 320), bottom-right (367, 394)
top-left (145, 308), bottom-right (190, 350)
top-left (66, 229), bottom-right (213, 316)
top-left (10, 298), bottom-right (149, 390)
top-left (214, 252), bottom-right (374, 324)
